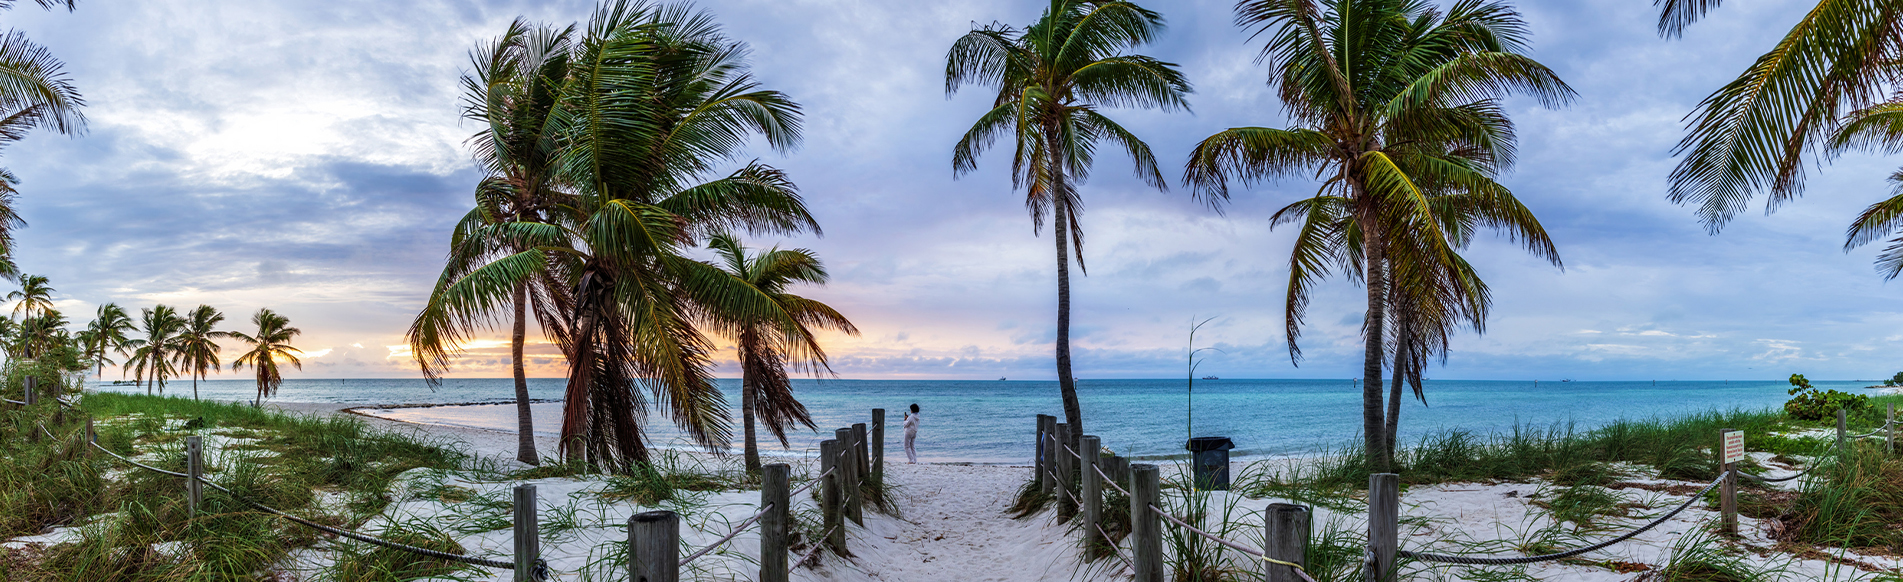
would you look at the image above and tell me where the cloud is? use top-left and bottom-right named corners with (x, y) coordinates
top-left (4, 0), bottom-right (1900, 382)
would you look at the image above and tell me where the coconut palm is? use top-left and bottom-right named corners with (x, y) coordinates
top-left (1181, 0), bottom-right (1570, 471)
top-left (423, 1), bottom-right (819, 472)
top-left (173, 305), bottom-right (230, 401)
top-left (945, 0), bottom-right (1191, 450)
top-left (126, 305), bottom-right (182, 395)
top-left (702, 233), bottom-right (857, 473)
top-left (7, 274), bottom-right (51, 321)
top-left (0, 2), bottom-right (90, 273)
top-left (13, 307), bottom-right (65, 361)
top-left (230, 308), bottom-right (302, 406)
top-left (1658, 0), bottom-right (1903, 237)
top-left (79, 303), bottom-right (135, 378)
top-left (410, 19), bottom-right (579, 466)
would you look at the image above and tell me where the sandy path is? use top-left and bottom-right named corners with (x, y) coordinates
top-left (832, 462), bottom-right (1085, 582)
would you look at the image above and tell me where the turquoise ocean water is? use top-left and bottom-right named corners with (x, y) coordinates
top-left (87, 378), bottom-right (1873, 464)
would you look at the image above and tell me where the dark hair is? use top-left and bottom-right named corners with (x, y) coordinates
top-left (909, 403), bottom-right (920, 414)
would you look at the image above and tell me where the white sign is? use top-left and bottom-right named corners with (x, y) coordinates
top-left (1722, 430), bottom-right (1745, 464)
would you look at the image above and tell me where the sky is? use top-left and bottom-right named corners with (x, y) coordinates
top-left (7, 0), bottom-right (1900, 382)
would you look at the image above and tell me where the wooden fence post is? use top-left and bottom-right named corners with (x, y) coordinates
top-left (1080, 435), bottom-right (1101, 549)
top-left (23, 375), bottom-right (35, 406)
top-left (1719, 429), bottom-right (1739, 535)
top-left (186, 435), bottom-right (204, 516)
top-left (628, 510), bottom-right (680, 582)
top-left (1265, 503), bottom-right (1310, 582)
top-left (1367, 474), bottom-right (1398, 582)
top-left (819, 439), bottom-right (846, 556)
top-left (760, 463), bottom-right (789, 582)
top-left (1055, 423), bottom-right (1075, 517)
top-left (835, 427), bottom-right (862, 524)
top-left (871, 409), bottom-right (885, 482)
top-left (1838, 408), bottom-right (1848, 454)
top-left (1889, 403), bottom-right (1896, 455)
top-left (513, 484), bottom-right (539, 582)
top-left (1037, 415), bottom-right (1055, 496)
top-left (853, 422), bottom-right (869, 479)
top-left (86, 416), bottom-right (95, 444)
top-left (1131, 464), bottom-right (1162, 582)
top-left (1109, 456), bottom-right (1130, 489)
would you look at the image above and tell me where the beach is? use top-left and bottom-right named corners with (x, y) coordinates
top-left (255, 399), bottom-right (1901, 581)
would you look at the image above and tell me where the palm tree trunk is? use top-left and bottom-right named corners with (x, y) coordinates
top-left (1385, 309), bottom-right (1407, 463)
top-left (512, 283), bottom-right (541, 466)
top-left (1361, 217), bottom-right (1390, 473)
top-left (741, 331), bottom-right (761, 473)
top-left (193, 375), bottom-right (199, 401)
top-left (1048, 128), bottom-right (1083, 452)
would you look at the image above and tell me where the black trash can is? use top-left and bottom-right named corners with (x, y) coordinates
top-left (1185, 436), bottom-right (1235, 490)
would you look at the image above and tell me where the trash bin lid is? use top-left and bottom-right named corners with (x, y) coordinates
top-left (1185, 436), bottom-right (1235, 452)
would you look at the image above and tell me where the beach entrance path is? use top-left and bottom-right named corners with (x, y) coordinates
top-left (803, 463), bottom-right (1092, 582)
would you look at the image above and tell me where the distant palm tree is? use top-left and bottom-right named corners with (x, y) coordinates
top-left (15, 307), bottom-right (65, 361)
top-left (173, 304), bottom-right (231, 401)
top-left (945, 0), bottom-right (1191, 451)
top-left (410, 19), bottom-right (578, 466)
top-left (7, 274), bottom-right (52, 322)
top-left (127, 305), bottom-right (183, 395)
top-left (1181, 0), bottom-right (1570, 471)
top-left (703, 233), bottom-right (858, 473)
top-left (230, 308), bottom-right (302, 406)
top-left (80, 303), bottom-right (135, 378)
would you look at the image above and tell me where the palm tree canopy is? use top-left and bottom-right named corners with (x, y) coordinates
top-left (1659, 0), bottom-right (1900, 231)
top-left (7, 273), bottom-right (51, 318)
top-left (422, 0), bottom-right (823, 471)
top-left (945, 0), bottom-right (1192, 264)
top-left (1183, 0), bottom-right (1570, 361)
top-left (174, 304), bottom-right (231, 379)
top-left (230, 308), bottom-right (303, 400)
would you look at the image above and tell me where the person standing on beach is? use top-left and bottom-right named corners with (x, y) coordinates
top-left (903, 403), bottom-right (921, 464)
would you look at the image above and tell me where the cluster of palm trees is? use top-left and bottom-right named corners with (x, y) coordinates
top-left (948, 0), bottom-right (1572, 471)
top-left (0, 275), bottom-right (307, 406)
top-left (408, 0), bottom-right (857, 473)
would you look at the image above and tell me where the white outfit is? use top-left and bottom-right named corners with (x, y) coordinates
top-left (903, 412), bottom-right (920, 463)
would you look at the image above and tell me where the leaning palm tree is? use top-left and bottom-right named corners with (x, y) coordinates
top-left (702, 233), bottom-right (858, 473)
top-left (1182, 0), bottom-right (1570, 471)
top-left (945, 0), bottom-right (1191, 450)
top-left (127, 304), bottom-right (182, 395)
top-left (80, 303), bottom-right (135, 379)
top-left (410, 19), bottom-right (579, 466)
top-left (229, 308), bottom-right (302, 406)
top-left (173, 304), bottom-right (231, 401)
top-left (423, 1), bottom-right (819, 472)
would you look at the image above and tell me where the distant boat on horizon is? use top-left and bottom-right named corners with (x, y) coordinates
top-left (1201, 376), bottom-right (1219, 380)
top-left (999, 377), bottom-right (1006, 381)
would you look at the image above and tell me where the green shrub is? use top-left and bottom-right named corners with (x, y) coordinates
top-left (1783, 374), bottom-right (1870, 421)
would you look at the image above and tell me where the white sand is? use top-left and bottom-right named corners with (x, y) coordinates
top-left (14, 400), bottom-right (1900, 580)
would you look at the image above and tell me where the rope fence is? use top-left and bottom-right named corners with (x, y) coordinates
top-left (1399, 472), bottom-right (1728, 566)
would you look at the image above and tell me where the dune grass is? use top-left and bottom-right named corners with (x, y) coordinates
top-left (0, 393), bottom-right (477, 581)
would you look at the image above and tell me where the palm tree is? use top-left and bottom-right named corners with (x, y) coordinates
top-left (945, 0), bottom-right (1191, 450)
top-left (230, 308), bottom-right (302, 406)
top-left (1181, 0), bottom-right (1571, 471)
top-left (410, 19), bottom-right (578, 466)
top-left (80, 303), bottom-right (135, 379)
top-left (1657, 0), bottom-right (1902, 236)
top-left (7, 274), bottom-right (52, 322)
top-left (173, 305), bottom-right (231, 401)
top-left (414, 1), bottom-right (819, 472)
top-left (0, 2), bottom-right (90, 275)
top-left (703, 233), bottom-right (858, 473)
top-left (1659, 2), bottom-right (1903, 277)
top-left (127, 305), bottom-right (183, 395)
